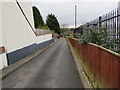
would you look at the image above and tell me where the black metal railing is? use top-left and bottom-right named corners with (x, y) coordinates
top-left (81, 6), bottom-right (120, 53)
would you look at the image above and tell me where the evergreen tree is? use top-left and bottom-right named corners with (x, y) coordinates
top-left (32, 6), bottom-right (44, 28)
top-left (46, 14), bottom-right (60, 35)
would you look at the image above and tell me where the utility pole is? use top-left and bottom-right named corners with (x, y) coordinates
top-left (75, 5), bottom-right (77, 29)
top-left (118, 1), bottom-right (120, 7)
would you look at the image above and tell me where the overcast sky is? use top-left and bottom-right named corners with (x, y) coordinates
top-left (32, 0), bottom-right (120, 28)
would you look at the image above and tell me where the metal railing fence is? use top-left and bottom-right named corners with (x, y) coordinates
top-left (82, 7), bottom-right (120, 53)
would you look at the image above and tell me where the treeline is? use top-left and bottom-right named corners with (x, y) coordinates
top-left (32, 6), bottom-right (60, 35)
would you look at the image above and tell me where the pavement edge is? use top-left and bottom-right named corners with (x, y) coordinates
top-left (0, 40), bottom-right (58, 80)
top-left (67, 38), bottom-right (93, 88)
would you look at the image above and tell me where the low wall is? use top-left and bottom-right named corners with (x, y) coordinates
top-left (7, 38), bottom-right (54, 65)
top-left (52, 33), bottom-right (60, 41)
top-left (69, 38), bottom-right (120, 88)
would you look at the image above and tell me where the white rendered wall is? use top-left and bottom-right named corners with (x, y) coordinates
top-left (0, 2), bottom-right (2, 46)
top-left (2, 1), bottom-right (52, 53)
top-left (1, 1), bottom-right (52, 69)
top-left (0, 2), bottom-right (8, 69)
top-left (18, 1), bottom-right (35, 28)
top-left (2, 1), bottom-right (35, 53)
top-left (35, 34), bottom-right (52, 44)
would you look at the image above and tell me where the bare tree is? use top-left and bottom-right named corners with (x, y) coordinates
top-left (61, 24), bottom-right (69, 29)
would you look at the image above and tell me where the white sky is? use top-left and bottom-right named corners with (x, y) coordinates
top-left (32, 0), bottom-right (120, 28)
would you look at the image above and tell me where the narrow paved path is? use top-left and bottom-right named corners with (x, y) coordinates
top-left (2, 38), bottom-right (83, 88)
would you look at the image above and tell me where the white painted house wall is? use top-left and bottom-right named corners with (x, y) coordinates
top-left (0, 1), bottom-right (52, 69)
top-left (35, 34), bottom-right (53, 44)
top-left (0, 2), bottom-right (2, 46)
top-left (2, 1), bottom-right (35, 53)
top-left (0, 2), bottom-right (8, 69)
top-left (0, 2), bottom-right (2, 69)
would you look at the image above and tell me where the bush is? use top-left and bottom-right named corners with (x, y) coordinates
top-left (77, 26), bottom-right (119, 53)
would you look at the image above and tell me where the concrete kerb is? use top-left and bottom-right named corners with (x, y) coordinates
top-left (0, 40), bottom-right (58, 80)
top-left (67, 39), bottom-right (93, 88)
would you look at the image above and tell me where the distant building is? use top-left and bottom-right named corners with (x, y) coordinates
top-left (65, 31), bottom-right (73, 36)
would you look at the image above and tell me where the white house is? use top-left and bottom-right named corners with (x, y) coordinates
top-left (0, 0), bottom-right (54, 70)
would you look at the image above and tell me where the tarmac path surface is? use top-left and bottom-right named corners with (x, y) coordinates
top-left (2, 38), bottom-right (83, 88)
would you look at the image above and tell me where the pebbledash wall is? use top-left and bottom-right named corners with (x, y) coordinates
top-left (0, 1), bottom-right (54, 69)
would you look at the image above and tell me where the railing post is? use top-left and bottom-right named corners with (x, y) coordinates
top-left (87, 23), bottom-right (89, 28)
top-left (99, 16), bottom-right (102, 29)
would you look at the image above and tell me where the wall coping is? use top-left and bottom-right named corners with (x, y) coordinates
top-left (88, 43), bottom-right (120, 58)
top-left (36, 33), bottom-right (52, 37)
top-left (70, 38), bottom-right (120, 58)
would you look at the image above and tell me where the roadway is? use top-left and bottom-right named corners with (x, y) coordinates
top-left (2, 38), bottom-right (83, 88)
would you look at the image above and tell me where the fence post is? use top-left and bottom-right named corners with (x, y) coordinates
top-left (118, 5), bottom-right (120, 53)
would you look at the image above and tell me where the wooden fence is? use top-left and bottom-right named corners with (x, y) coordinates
top-left (69, 38), bottom-right (120, 88)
